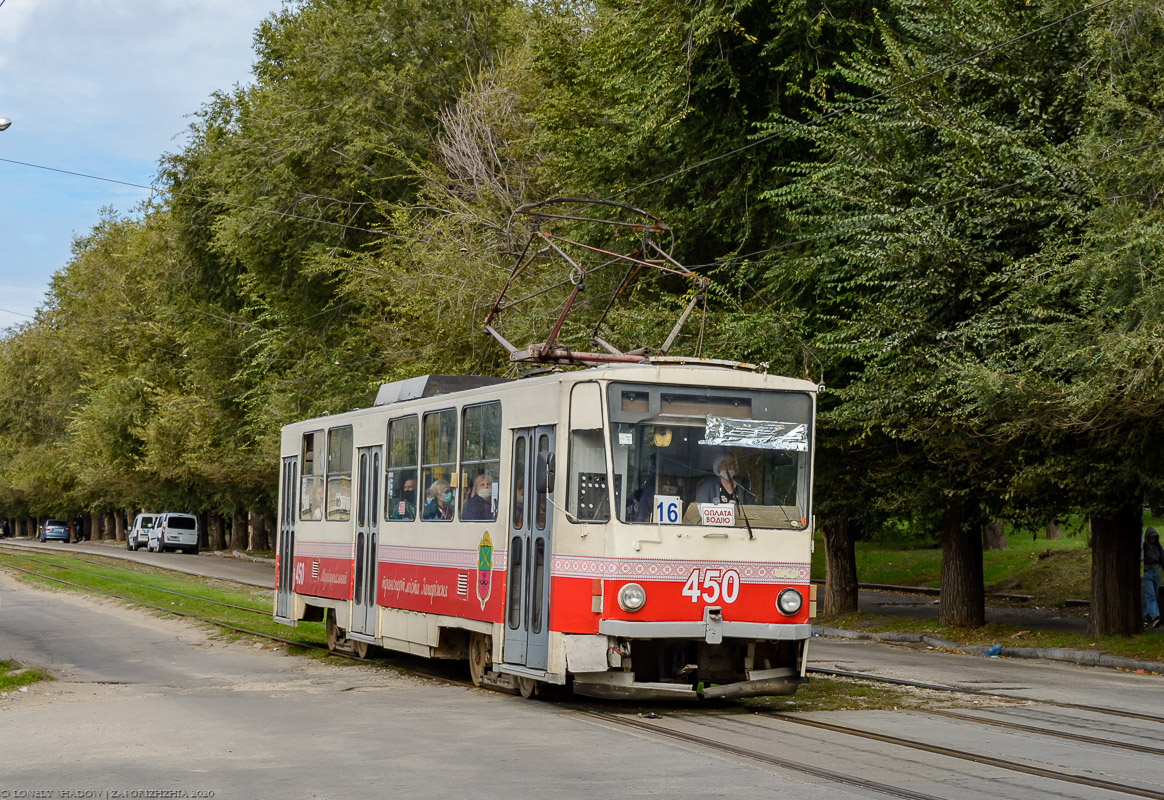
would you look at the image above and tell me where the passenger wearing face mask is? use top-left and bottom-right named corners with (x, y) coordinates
top-left (461, 473), bottom-right (496, 521)
top-left (422, 479), bottom-right (455, 520)
top-left (695, 453), bottom-right (751, 505)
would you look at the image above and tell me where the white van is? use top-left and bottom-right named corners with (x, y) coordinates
top-left (148, 512), bottom-right (200, 554)
top-left (126, 513), bottom-right (157, 551)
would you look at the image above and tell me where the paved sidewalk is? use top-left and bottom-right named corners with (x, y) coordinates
top-left (821, 588), bottom-right (1164, 675)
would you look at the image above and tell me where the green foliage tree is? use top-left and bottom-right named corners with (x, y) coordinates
top-left (764, 0), bottom-right (1093, 625)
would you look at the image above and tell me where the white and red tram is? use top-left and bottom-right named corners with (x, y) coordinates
top-left (274, 362), bottom-right (817, 699)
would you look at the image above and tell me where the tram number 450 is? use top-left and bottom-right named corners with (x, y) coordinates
top-left (681, 569), bottom-right (741, 604)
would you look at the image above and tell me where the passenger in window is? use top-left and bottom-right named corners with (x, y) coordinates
top-left (696, 453), bottom-right (752, 505)
top-left (422, 479), bottom-right (454, 520)
top-left (390, 477), bottom-right (417, 520)
top-left (512, 476), bottom-right (525, 528)
top-left (461, 473), bottom-right (496, 521)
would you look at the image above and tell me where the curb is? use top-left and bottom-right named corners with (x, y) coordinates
top-left (813, 625), bottom-right (1164, 675)
top-left (811, 579), bottom-right (1041, 603)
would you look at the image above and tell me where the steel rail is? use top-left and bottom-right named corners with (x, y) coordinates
top-left (0, 547), bottom-right (271, 616)
top-left (576, 709), bottom-right (944, 800)
top-left (768, 714), bottom-right (1164, 799)
top-left (808, 666), bottom-right (1164, 724)
top-left (917, 708), bottom-right (1164, 756)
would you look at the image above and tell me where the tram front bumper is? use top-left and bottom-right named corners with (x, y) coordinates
top-left (598, 619), bottom-right (812, 642)
top-left (571, 672), bottom-right (804, 700)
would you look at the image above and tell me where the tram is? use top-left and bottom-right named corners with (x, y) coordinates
top-left (274, 361), bottom-right (818, 699)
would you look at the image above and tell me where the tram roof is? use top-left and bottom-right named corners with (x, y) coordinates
top-left (287, 363), bottom-right (818, 431)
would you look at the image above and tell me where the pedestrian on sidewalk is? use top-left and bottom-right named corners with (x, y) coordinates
top-left (1144, 527), bottom-right (1162, 628)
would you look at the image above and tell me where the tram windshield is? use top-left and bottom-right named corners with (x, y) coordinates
top-left (607, 382), bottom-right (813, 529)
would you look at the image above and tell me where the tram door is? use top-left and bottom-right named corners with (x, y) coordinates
top-left (503, 426), bottom-right (555, 669)
top-left (275, 456), bottom-right (297, 622)
top-left (351, 446), bottom-right (381, 636)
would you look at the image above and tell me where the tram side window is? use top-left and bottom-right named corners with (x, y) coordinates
top-left (421, 408), bottom-right (457, 522)
top-left (299, 431), bottom-right (324, 521)
top-left (460, 402), bottom-right (501, 522)
top-left (568, 429), bottom-right (610, 522)
top-left (568, 383), bottom-right (610, 523)
top-left (385, 415), bottom-right (419, 521)
top-left (326, 426), bottom-right (353, 521)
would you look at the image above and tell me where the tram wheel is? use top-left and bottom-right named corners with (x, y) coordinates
top-left (516, 676), bottom-right (537, 699)
top-left (325, 609), bottom-right (342, 653)
top-left (352, 639), bottom-right (369, 659)
top-left (468, 633), bottom-right (491, 687)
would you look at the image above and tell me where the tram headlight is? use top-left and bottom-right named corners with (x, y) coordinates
top-left (776, 588), bottom-right (803, 616)
top-left (618, 583), bottom-right (647, 613)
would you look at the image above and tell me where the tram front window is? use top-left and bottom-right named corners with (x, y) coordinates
top-left (608, 383), bottom-right (812, 529)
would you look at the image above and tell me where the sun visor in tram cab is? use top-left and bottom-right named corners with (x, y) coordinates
top-left (373, 375), bottom-right (511, 406)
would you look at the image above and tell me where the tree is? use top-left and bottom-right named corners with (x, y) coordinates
top-left (765, 0), bottom-right (1093, 626)
top-left (948, 0), bottom-right (1164, 635)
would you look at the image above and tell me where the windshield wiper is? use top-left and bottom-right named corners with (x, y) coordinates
top-left (729, 472), bottom-right (754, 540)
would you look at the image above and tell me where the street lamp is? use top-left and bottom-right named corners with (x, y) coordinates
top-left (0, 118), bottom-right (11, 131)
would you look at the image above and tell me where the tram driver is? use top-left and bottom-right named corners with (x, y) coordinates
top-left (695, 452), bottom-right (752, 505)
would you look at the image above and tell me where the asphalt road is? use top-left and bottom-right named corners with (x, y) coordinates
top-left (3, 542), bottom-right (1164, 799)
top-left (0, 572), bottom-right (857, 800)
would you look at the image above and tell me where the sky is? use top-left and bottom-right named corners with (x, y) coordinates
top-left (0, 0), bottom-right (287, 331)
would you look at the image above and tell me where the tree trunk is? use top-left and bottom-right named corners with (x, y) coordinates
top-left (939, 501), bottom-right (985, 627)
top-left (247, 509), bottom-right (260, 552)
top-left (263, 515), bottom-right (276, 551)
top-left (822, 518), bottom-right (859, 614)
top-left (1087, 506), bottom-right (1142, 637)
top-left (1045, 521), bottom-right (1061, 540)
top-left (231, 509), bottom-right (246, 550)
top-left (209, 513), bottom-right (226, 551)
top-left (983, 520), bottom-right (1008, 551)
top-left (114, 511), bottom-right (127, 542)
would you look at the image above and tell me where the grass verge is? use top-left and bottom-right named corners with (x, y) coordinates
top-left (818, 610), bottom-right (1164, 665)
top-left (811, 528), bottom-right (1094, 606)
top-left (0, 660), bottom-right (51, 692)
top-left (738, 673), bottom-right (1019, 712)
top-left (0, 551), bottom-right (331, 653)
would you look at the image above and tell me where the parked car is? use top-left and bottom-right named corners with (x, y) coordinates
top-left (147, 512), bottom-right (199, 554)
top-left (126, 513), bottom-right (157, 551)
top-left (40, 519), bottom-right (70, 542)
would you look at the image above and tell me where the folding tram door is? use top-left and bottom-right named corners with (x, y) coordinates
top-left (351, 446), bottom-right (381, 638)
top-left (504, 426), bottom-right (555, 671)
top-left (276, 456), bottom-right (297, 622)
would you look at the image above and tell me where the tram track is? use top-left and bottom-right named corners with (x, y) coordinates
top-left (809, 665), bottom-right (1164, 724)
top-left (581, 706), bottom-right (1164, 800)
top-left (763, 712), bottom-right (1164, 799)
top-left (575, 708), bottom-right (945, 800)
top-left (914, 707), bottom-right (1164, 755)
